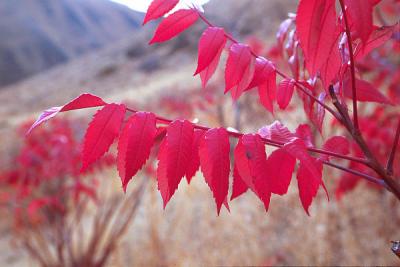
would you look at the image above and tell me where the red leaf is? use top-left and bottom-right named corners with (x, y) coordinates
top-left (344, 78), bottom-right (392, 104)
top-left (295, 124), bottom-right (314, 148)
top-left (149, 9), bottom-right (199, 44)
top-left (157, 120), bottom-right (194, 207)
top-left (283, 138), bottom-right (320, 185)
top-left (296, 158), bottom-right (323, 215)
top-left (225, 43), bottom-right (255, 100)
top-left (246, 58), bottom-right (277, 113)
top-left (266, 148), bottom-right (296, 195)
top-left (185, 130), bottom-right (204, 183)
top-left (248, 57), bottom-right (275, 89)
top-left (320, 29), bottom-right (342, 88)
top-left (277, 78), bottom-right (295, 110)
top-left (143, 0), bottom-right (179, 25)
top-left (230, 164), bottom-right (248, 200)
top-left (234, 134), bottom-right (270, 210)
top-left (257, 74), bottom-right (276, 114)
top-left (28, 94), bottom-right (106, 134)
top-left (355, 25), bottom-right (396, 60)
top-left (199, 41), bottom-right (225, 88)
top-left (296, 0), bottom-right (337, 76)
top-left (81, 103), bottom-right (126, 172)
top-left (258, 121), bottom-right (296, 144)
top-left (321, 136), bottom-right (350, 161)
top-left (117, 112), bottom-right (157, 192)
top-left (344, 0), bottom-right (373, 44)
top-left (194, 27), bottom-right (227, 75)
top-left (199, 128), bottom-right (230, 214)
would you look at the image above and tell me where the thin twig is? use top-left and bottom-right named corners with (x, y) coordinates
top-left (338, 0), bottom-right (359, 129)
top-left (386, 117), bottom-right (400, 175)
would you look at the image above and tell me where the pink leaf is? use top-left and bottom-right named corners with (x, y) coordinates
top-left (143, 0), bottom-right (180, 25)
top-left (28, 94), bottom-right (106, 134)
top-left (277, 78), bottom-right (295, 110)
top-left (149, 9), bottom-right (199, 44)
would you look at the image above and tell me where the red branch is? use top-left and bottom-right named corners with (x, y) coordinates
top-left (124, 107), bottom-right (384, 188)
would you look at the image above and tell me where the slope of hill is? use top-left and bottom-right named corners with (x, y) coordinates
top-left (0, 0), bottom-right (143, 87)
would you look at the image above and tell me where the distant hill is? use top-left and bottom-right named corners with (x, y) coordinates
top-left (0, 0), bottom-right (143, 87)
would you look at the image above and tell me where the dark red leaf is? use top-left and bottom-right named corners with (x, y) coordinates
top-left (199, 128), bottom-right (230, 214)
top-left (143, 0), bottom-right (179, 25)
top-left (297, 0), bottom-right (337, 76)
top-left (266, 148), bottom-right (296, 195)
top-left (157, 120), bottom-right (194, 207)
top-left (277, 78), bottom-right (295, 110)
top-left (225, 43), bottom-right (255, 100)
top-left (194, 27), bottom-right (227, 75)
top-left (117, 112), bottom-right (157, 191)
top-left (81, 104), bottom-right (126, 172)
top-left (149, 9), bottom-right (199, 44)
top-left (320, 29), bottom-right (342, 88)
top-left (28, 94), bottom-right (106, 134)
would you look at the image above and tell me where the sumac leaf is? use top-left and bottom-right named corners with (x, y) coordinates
top-left (230, 165), bottom-right (249, 200)
top-left (266, 148), bottom-right (296, 195)
top-left (344, 78), bottom-right (392, 104)
top-left (277, 78), bottom-right (295, 110)
top-left (149, 9), bottom-right (199, 44)
top-left (143, 0), bottom-right (179, 25)
top-left (28, 94), bottom-right (106, 133)
top-left (157, 120), bottom-right (194, 207)
top-left (321, 136), bottom-right (350, 161)
top-left (185, 130), bottom-right (204, 183)
top-left (194, 27), bottom-right (227, 75)
top-left (199, 128), bottom-right (230, 214)
top-left (344, 0), bottom-right (373, 44)
top-left (225, 43), bottom-right (255, 100)
top-left (234, 134), bottom-right (270, 210)
top-left (117, 112), bottom-right (157, 191)
top-left (81, 103), bottom-right (126, 172)
top-left (297, 0), bottom-right (337, 76)
top-left (296, 158), bottom-right (323, 215)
